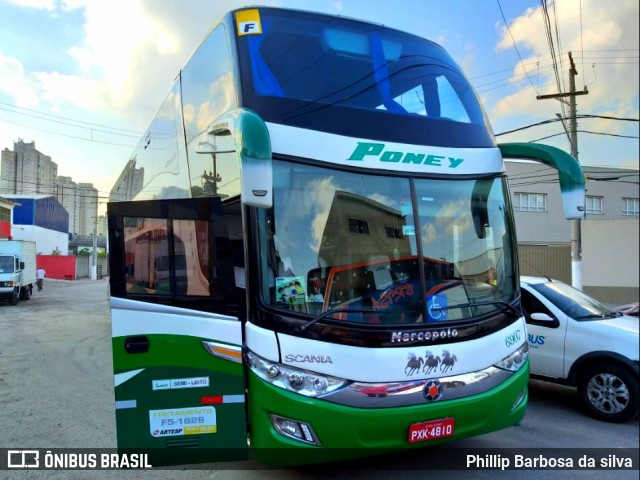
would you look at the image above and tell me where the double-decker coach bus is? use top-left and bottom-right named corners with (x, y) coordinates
top-left (107, 7), bottom-right (585, 466)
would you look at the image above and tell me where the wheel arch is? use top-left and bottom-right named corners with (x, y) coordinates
top-left (567, 351), bottom-right (640, 386)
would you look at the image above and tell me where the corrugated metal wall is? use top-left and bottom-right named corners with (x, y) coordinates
top-left (11, 198), bottom-right (35, 224)
top-left (518, 244), bottom-right (571, 283)
top-left (34, 197), bottom-right (68, 233)
top-left (7, 197), bottom-right (69, 234)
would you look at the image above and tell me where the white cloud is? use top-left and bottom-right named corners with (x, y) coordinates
top-left (492, 0), bottom-right (639, 123)
top-left (6, 0), bottom-right (55, 10)
top-left (0, 50), bottom-right (41, 106)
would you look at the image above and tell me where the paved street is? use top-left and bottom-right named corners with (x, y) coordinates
top-left (0, 278), bottom-right (637, 479)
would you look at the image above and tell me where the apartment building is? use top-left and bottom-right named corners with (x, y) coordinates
top-left (1, 140), bottom-right (57, 196)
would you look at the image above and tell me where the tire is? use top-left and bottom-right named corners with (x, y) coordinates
top-left (21, 285), bottom-right (31, 301)
top-left (9, 288), bottom-right (19, 305)
top-left (577, 363), bottom-right (639, 423)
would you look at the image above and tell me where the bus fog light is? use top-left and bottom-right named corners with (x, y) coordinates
top-left (270, 414), bottom-right (320, 445)
top-left (277, 418), bottom-right (302, 438)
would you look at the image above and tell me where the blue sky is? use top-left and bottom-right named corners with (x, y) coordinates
top-left (0, 0), bottom-right (638, 211)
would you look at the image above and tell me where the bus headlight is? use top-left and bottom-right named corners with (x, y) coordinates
top-left (494, 343), bottom-right (529, 372)
top-left (247, 351), bottom-right (349, 397)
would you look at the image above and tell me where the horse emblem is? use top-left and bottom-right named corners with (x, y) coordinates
top-left (423, 350), bottom-right (441, 374)
top-left (440, 349), bottom-right (457, 373)
top-left (405, 352), bottom-right (424, 376)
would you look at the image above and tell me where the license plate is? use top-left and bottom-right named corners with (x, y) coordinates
top-left (408, 418), bottom-right (455, 443)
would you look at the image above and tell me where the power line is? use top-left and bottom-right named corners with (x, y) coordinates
top-left (579, 0), bottom-right (585, 83)
top-left (540, 1), bottom-right (563, 97)
top-left (581, 48), bottom-right (640, 52)
top-left (496, 0), bottom-right (539, 95)
top-left (551, 0), bottom-right (568, 95)
top-left (0, 100), bottom-right (146, 136)
top-left (0, 117), bottom-right (137, 149)
top-left (528, 130), bottom-right (639, 143)
top-left (495, 114), bottom-right (639, 136)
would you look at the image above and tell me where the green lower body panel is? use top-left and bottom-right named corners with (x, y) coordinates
top-left (249, 363), bottom-right (528, 466)
top-left (113, 335), bottom-right (248, 466)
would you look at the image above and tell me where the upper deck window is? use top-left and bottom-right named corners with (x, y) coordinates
top-left (235, 8), bottom-right (495, 148)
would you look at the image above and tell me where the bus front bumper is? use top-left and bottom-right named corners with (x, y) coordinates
top-left (248, 362), bottom-right (528, 466)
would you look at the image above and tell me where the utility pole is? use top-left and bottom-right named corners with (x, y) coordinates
top-left (91, 200), bottom-right (98, 281)
top-left (536, 52), bottom-right (588, 290)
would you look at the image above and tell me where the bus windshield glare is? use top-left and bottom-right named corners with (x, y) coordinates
top-left (258, 160), bottom-right (517, 325)
top-left (237, 8), bottom-right (495, 147)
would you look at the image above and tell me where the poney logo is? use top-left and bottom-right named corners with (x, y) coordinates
top-left (347, 142), bottom-right (464, 169)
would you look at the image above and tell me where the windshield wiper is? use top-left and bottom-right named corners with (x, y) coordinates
top-left (299, 301), bottom-right (520, 332)
top-left (434, 300), bottom-right (522, 318)
top-left (298, 307), bottom-right (380, 332)
top-left (574, 312), bottom-right (617, 320)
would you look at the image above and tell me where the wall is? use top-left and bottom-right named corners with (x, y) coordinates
top-left (11, 225), bottom-right (68, 255)
top-left (37, 255), bottom-right (76, 280)
top-left (507, 161), bottom-right (572, 244)
top-left (582, 218), bottom-right (639, 304)
top-left (34, 255), bottom-right (109, 280)
top-left (74, 255), bottom-right (109, 279)
top-left (0, 221), bottom-right (9, 239)
top-left (518, 244), bottom-right (571, 284)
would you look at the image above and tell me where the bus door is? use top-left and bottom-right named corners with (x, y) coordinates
top-left (107, 197), bottom-right (248, 466)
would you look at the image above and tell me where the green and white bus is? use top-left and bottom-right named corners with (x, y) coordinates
top-left (107, 6), bottom-right (585, 466)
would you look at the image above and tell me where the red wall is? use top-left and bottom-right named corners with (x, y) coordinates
top-left (0, 221), bottom-right (10, 239)
top-left (37, 255), bottom-right (76, 280)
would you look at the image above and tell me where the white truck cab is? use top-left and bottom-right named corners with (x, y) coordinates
top-left (0, 240), bottom-right (37, 305)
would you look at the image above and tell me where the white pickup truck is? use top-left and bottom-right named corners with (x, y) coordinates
top-left (520, 276), bottom-right (639, 423)
top-left (0, 240), bottom-right (37, 305)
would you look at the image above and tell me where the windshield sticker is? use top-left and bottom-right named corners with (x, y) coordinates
top-left (236, 9), bottom-right (262, 36)
top-left (371, 283), bottom-right (415, 310)
top-left (276, 276), bottom-right (306, 305)
top-left (402, 225), bottom-right (415, 236)
top-left (400, 201), bottom-right (412, 216)
top-left (428, 294), bottom-right (449, 321)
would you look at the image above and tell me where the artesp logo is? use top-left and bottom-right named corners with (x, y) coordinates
top-left (7, 450), bottom-right (39, 468)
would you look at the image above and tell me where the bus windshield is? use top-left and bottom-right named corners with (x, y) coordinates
top-left (257, 160), bottom-right (517, 325)
top-left (236, 8), bottom-right (495, 147)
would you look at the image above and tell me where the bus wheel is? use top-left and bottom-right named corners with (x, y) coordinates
top-left (577, 363), bottom-right (639, 423)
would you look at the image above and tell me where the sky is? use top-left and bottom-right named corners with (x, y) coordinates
top-left (0, 0), bottom-right (638, 213)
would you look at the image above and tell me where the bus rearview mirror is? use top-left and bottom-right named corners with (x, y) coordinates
top-left (205, 109), bottom-right (273, 209)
